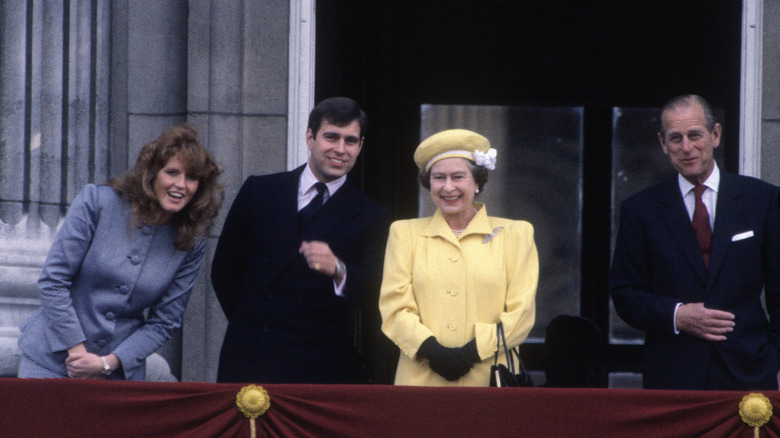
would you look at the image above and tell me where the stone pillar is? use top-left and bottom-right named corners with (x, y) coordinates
top-left (181, 0), bottom-right (291, 382)
top-left (111, 0), bottom-right (190, 378)
top-left (0, 0), bottom-right (190, 378)
top-left (762, 0), bottom-right (780, 185)
top-left (0, 0), bottom-right (112, 375)
top-left (0, 0), bottom-right (296, 381)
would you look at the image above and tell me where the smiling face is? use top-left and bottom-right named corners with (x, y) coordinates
top-left (306, 119), bottom-right (364, 182)
top-left (429, 157), bottom-right (478, 226)
top-left (658, 102), bottom-right (721, 185)
top-left (153, 154), bottom-right (199, 225)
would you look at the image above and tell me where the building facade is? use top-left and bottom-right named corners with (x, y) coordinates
top-left (0, 0), bottom-right (778, 383)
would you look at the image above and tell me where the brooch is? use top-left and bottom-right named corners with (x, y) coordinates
top-left (482, 227), bottom-right (504, 243)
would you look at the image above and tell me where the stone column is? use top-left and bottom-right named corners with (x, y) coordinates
top-left (182, 0), bottom-right (291, 382)
top-left (0, 0), bottom-right (191, 378)
top-left (762, 0), bottom-right (780, 185)
top-left (112, 0), bottom-right (190, 378)
top-left (0, 0), bottom-right (112, 375)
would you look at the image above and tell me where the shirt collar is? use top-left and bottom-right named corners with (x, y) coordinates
top-left (678, 164), bottom-right (720, 196)
top-left (422, 202), bottom-right (493, 240)
top-left (299, 163), bottom-right (347, 198)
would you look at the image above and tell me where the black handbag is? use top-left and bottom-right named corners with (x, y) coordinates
top-left (490, 322), bottom-right (533, 387)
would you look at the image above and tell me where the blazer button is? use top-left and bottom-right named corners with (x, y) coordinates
top-left (141, 226), bottom-right (152, 236)
top-left (448, 324), bottom-right (456, 331)
top-left (96, 339), bottom-right (107, 348)
top-left (117, 284), bottom-right (130, 294)
top-left (105, 312), bottom-right (115, 321)
top-left (127, 255), bottom-right (141, 265)
top-left (448, 290), bottom-right (458, 296)
top-left (450, 256), bottom-right (459, 262)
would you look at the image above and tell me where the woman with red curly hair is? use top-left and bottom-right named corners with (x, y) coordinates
top-left (17, 123), bottom-right (223, 380)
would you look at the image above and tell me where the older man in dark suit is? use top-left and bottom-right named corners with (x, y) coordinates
top-left (212, 97), bottom-right (391, 384)
top-left (610, 94), bottom-right (780, 390)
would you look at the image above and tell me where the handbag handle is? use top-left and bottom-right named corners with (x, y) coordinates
top-left (494, 322), bottom-right (516, 375)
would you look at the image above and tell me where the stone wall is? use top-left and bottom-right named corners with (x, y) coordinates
top-left (0, 0), bottom-right (113, 376)
top-left (763, 0), bottom-right (780, 185)
top-left (181, 0), bottom-right (292, 382)
top-left (0, 0), bottom-right (293, 381)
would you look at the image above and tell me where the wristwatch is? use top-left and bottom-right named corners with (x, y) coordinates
top-left (101, 356), bottom-right (112, 375)
top-left (334, 259), bottom-right (346, 280)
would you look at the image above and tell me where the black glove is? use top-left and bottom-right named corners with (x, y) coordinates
top-left (418, 337), bottom-right (476, 381)
top-left (459, 338), bottom-right (480, 364)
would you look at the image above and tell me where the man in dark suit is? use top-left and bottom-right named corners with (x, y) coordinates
top-left (610, 94), bottom-right (780, 390)
top-left (212, 97), bottom-right (391, 384)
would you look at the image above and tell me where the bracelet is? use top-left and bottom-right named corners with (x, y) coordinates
top-left (101, 356), bottom-right (112, 375)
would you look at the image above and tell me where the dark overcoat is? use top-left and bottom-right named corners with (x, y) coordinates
top-left (212, 166), bottom-right (391, 384)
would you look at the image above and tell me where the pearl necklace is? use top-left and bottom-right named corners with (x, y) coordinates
top-left (450, 208), bottom-right (477, 238)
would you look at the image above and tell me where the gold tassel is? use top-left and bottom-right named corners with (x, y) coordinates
top-left (739, 393), bottom-right (772, 438)
top-left (236, 385), bottom-right (271, 438)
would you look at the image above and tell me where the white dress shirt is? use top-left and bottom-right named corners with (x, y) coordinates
top-left (673, 165), bottom-right (720, 334)
top-left (298, 163), bottom-right (347, 210)
top-left (678, 164), bottom-right (719, 230)
top-left (298, 163), bottom-right (348, 297)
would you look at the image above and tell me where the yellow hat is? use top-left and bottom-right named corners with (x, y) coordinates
top-left (413, 129), bottom-right (496, 172)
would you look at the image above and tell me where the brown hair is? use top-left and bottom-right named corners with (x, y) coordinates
top-left (307, 96), bottom-right (368, 139)
top-left (109, 123), bottom-right (224, 250)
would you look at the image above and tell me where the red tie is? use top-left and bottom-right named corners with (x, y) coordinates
top-left (691, 184), bottom-right (712, 268)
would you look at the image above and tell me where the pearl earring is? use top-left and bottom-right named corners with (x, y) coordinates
top-left (475, 189), bottom-right (480, 194)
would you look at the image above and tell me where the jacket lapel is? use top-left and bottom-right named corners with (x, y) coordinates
top-left (266, 166), bottom-right (307, 279)
top-left (706, 173), bottom-right (743, 291)
top-left (658, 178), bottom-right (708, 283)
top-left (301, 180), bottom-right (361, 240)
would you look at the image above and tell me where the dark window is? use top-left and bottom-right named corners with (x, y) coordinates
top-left (317, 0), bottom-right (742, 386)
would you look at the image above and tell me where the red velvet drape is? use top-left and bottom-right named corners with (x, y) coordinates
top-left (1, 379), bottom-right (778, 437)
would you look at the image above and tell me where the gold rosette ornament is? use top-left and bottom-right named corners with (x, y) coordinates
top-left (739, 393), bottom-right (772, 438)
top-left (236, 385), bottom-right (271, 438)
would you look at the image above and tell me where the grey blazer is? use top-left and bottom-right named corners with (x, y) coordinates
top-left (18, 184), bottom-right (205, 380)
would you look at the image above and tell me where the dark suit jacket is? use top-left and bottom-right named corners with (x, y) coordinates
top-left (610, 170), bottom-right (780, 390)
top-left (212, 165), bottom-right (391, 384)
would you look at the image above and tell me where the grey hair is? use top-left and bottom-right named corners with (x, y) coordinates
top-left (659, 94), bottom-right (717, 135)
top-left (418, 159), bottom-right (489, 192)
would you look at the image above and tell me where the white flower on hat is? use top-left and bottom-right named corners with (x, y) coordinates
top-left (473, 148), bottom-right (497, 170)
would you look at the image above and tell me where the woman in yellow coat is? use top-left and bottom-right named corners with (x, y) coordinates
top-left (379, 129), bottom-right (538, 386)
